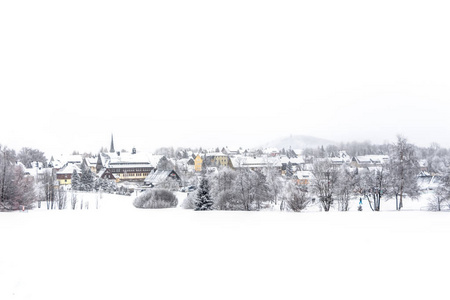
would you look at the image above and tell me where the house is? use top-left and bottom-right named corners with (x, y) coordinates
top-left (56, 164), bottom-right (81, 186)
top-left (280, 156), bottom-right (305, 173)
top-left (82, 156), bottom-right (98, 173)
top-left (50, 154), bottom-right (83, 171)
top-left (144, 170), bottom-right (181, 189)
top-left (204, 152), bottom-right (231, 168)
top-left (294, 171), bottom-right (315, 186)
top-left (96, 152), bottom-right (156, 182)
top-left (222, 147), bottom-right (241, 156)
top-left (351, 155), bottom-right (389, 168)
top-left (177, 158), bottom-right (195, 174)
top-left (98, 168), bottom-right (118, 182)
top-left (230, 156), bottom-right (282, 172)
top-left (194, 154), bottom-right (203, 172)
top-left (24, 161), bottom-right (53, 183)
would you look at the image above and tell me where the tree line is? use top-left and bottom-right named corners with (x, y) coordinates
top-left (185, 136), bottom-right (450, 212)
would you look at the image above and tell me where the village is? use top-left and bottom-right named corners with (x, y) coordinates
top-left (17, 134), bottom-right (439, 203)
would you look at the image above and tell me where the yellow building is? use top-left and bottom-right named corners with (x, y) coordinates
top-left (194, 155), bottom-right (203, 172)
top-left (205, 153), bottom-right (231, 168)
top-left (56, 164), bottom-right (81, 186)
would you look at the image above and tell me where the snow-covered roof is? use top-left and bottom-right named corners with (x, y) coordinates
top-left (205, 152), bottom-right (228, 157)
top-left (99, 152), bottom-right (162, 169)
top-left (354, 155), bottom-right (389, 165)
top-left (98, 168), bottom-right (118, 179)
top-left (84, 157), bottom-right (98, 167)
top-left (230, 156), bottom-right (282, 169)
top-left (279, 156), bottom-right (305, 165)
top-left (144, 170), bottom-right (179, 185)
top-left (57, 163), bottom-right (81, 175)
top-left (294, 171), bottom-right (314, 180)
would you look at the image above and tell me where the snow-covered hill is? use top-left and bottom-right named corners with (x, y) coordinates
top-left (0, 192), bottom-right (448, 300)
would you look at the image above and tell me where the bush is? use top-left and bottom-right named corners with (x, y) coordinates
top-left (133, 189), bottom-right (178, 209)
top-left (181, 192), bottom-right (197, 209)
top-left (285, 184), bottom-right (310, 212)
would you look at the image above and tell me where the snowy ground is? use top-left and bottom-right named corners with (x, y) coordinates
top-left (1, 192), bottom-right (449, 300)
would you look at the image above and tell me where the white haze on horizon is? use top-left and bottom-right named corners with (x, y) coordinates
top-left (1, 1), bottom-right (449, 155)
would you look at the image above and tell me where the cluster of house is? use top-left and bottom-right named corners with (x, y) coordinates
top-left (48, 151), bottom-right (179, 188)
top-left (19, 135), bottom-right (433, 191)
top-left (22, 142), bottom-right (404, 190)
top-left (192, 149), bottom-right (395, 186)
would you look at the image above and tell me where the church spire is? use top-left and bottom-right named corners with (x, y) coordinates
top-left (110, 134), bottom-right (115, 153)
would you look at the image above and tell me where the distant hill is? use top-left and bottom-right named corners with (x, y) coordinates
top-left (262, 135), bottom-right (335, 150)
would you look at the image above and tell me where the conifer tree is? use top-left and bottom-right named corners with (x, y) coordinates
top-left (195, 177), bottom-right (213, 211)
top-left (285, 161), bottom-right (294, 178)
top-left (80, 166), bottom-right (95, 191)
top-left (71, 169), bottom-right (80, 190)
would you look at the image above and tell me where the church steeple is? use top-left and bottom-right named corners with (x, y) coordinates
top-left (110, 134), bottom-right (115, 153)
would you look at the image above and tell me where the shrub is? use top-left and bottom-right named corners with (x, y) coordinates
top-left (133, 189), bottom-right (178, 209)
top-left (285, 184), bottom-right (310, 212)
top-left (181, 192), bottom-right (197, 209)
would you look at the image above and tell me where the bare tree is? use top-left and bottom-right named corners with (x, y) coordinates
top-left (17, 147), bottom-right (47, 168)
top-left (285, 182), bottom-right (310, 212)
top-left (0, 146), bottom-right (35, 211)
top-left (429, 174), bottom-right (450, 211)
top-left (358, 167), bottom-right (389, 211)
top-left (389, 136), bottom-right (421, 210)
top-left (264, 160), bottom-right (283, 205)
top-left (311, 160), bottom-right (338, 211)
top-left (70, 191), bottom-right (78, 210)
top-left (336, 166), bottom-right (359, 211)
top-left (56, 188), bottom-right (67, 210)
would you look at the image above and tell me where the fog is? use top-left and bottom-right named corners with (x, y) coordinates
top-left (1, 1), bottom-right (449, 155)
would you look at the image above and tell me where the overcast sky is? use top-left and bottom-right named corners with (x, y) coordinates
top-left (1, 1), bottom-right (449, 156)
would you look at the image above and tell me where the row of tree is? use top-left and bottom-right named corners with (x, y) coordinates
top-left (187, 136), bottom-right (450, 212)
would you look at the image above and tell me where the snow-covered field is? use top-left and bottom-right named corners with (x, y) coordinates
top-left (1, 192), bottom-right (449, 300)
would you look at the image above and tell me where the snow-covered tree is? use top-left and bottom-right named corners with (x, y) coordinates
top-left (17, 147), bottom-right (47, 168)
top-left (156, 156), bottom-right (175, 171)
top-left (195, 177), bottom-right (213, 211)
top-left (388, 136), bottom-right (421, 210)
top-left (134, 189), bottom-right (178, 209)
top-left (209, 167), bottom-right (238, 210)
top-left (358, 166), bottom-right (389, 211)
top-left (429, 173), bottom-right (450, 211)
top-left (0, 146), bottom-right (35, 211)
top-left (285, 182), bottom-right (310, 212)
top-left (311, 160), bottom-right (338, 211)
top-left (335, 166), bottom-right (359, 211)
top-left (264, 163), bottom-right (283, 205)
top-left (80, 166), bottom-right (95, 191)
top-left (71, 169), bottom-right (81, 190)
top-left (285, 161), bottom-right (294, 178)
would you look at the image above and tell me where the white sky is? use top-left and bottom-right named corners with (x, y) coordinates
top-left (1, 1), bottom-right (449, 156)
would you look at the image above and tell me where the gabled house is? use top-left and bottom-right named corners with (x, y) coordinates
top-left (177, 158), bottom-right (195, 174)
top-left (351, 155), bottom-right (389, 168)
top-left (194, 155), bottom-right (203, 172)
top-left (98, 168), bottom-right (118, 182)
top-left (82, 156), bottom-right (98, 174)
top-left (144, 170), bottom-right (181, 190)
top-left (56, 164), bottom-right (81, 186)
top-left (204, 152), bottom-right (232, 168)
top-left (294, 171), bottom-right (315, 186)
top-left (230, 156), bottom-right (282, 172)
top-left (96, 152), bottom-right (156, 182)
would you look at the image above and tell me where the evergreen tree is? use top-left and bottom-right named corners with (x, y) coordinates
top-left (195, 177), bottom-right (213, 211)
top-left (285, 161), bottom-right (294, 178)
top-left (80, 166), bottom-right (95, 191)
top-left (71, 169), bottom-right (80, 190)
